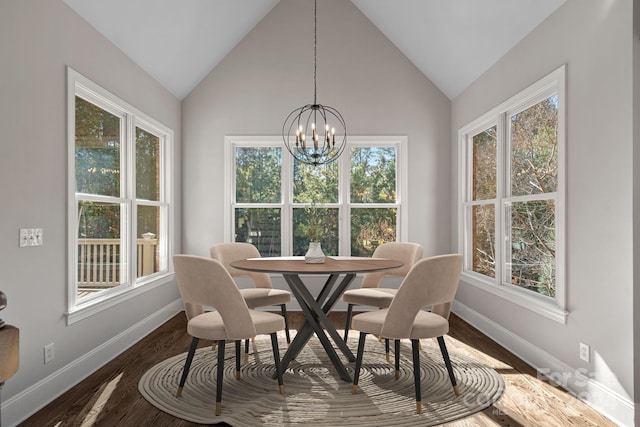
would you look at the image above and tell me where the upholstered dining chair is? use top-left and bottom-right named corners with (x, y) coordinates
top-left (210, 243), bottom-right (292, 357)
top-left (351, 254), bottom-right (463, 415)
top-left (342, 242), bottom-right (423, 358)
top-left (173, 254), bottom-right (285, 416)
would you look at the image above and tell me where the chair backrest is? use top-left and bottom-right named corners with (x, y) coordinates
top-left (173, 254), bottom-right (257, 339)
top-left (381, 254), bottom-right (462, 339)
top-left (210, 242), bottom-right (273, 289)
top-left (361, 242), bottom-right (424, 288)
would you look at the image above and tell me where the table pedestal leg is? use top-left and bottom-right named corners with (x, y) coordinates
top-left (275, 273), bottom-right (356, 382)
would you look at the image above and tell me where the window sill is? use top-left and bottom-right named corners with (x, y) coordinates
top-left (66, 273), bottom-right (175, 325)
top-left (460, 272), bottom-right (568, 324)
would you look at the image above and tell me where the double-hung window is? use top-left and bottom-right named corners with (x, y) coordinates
top-left (226, 136), bottom-right (406, 257)
top-left (67, 68), bottom-right (173, 323)
top-left (458, 66), bottom-right (566, 322)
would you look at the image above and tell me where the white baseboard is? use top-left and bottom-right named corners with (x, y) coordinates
top-left (452, 300), bottom-right (635, 427)
top-left (2, 299), bottom-right (183, 427)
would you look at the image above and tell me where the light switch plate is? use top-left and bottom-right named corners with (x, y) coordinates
top-left (20, 228), bottom-right (43, 247)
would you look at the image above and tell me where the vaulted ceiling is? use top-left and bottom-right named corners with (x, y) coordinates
top-left (62, 0), bottom-right (566, 100)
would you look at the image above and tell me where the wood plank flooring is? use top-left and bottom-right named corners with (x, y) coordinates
top-left (19, 312), bottom-right (616, 427)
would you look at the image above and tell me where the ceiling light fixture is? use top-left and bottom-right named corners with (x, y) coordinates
top-left (282, 0), bottom-right (346, 167)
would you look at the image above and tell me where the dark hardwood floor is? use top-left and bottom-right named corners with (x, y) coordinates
top-left (20, 312), bottom-right (616, 427)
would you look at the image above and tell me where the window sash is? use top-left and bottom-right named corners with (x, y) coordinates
top-left (67, 67), bottom-right (173, 322)
top-left (225, 136), bottom-right (407, 256)
top-left (458, 65), bottom-right (566, 323)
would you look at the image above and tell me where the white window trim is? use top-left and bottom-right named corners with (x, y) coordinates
top-left (457, 65), bottom-right (567, 324)
top-left (66, 67), bottom-right (174, 324)
top-left (224, 135), bottom-right (408, 255)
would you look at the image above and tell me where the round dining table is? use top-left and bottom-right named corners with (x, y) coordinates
top-left (230, 256), bottom-right (404, 382)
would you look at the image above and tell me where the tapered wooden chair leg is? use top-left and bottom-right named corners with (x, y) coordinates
top-left (235, 340), bottom-right (241, 379)
top-left (176, 337), bottom-right (199, 397)
top-left (270, 332), bottom-right (284, 394)
top-left (352, 332), bottom-right (367, 394)
top-left (343, 304), bottom-right (354, 342)
top-left (412, 339), bottom-right (422, 414)
top-left (280, 304), bottom-right (291, 345)
top-left (437, 336), bottom-right (460, 395)
top-left (215, 340), bottom-right (226, 416)
top-left (394, 339), bottom-right (401, 379)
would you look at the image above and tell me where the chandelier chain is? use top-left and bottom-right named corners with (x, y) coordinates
top-left (281, 0), bottom-right (346, 167)
top-left (313, 0), bottom-right (317, 104)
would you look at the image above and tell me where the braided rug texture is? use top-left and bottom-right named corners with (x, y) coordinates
top-left (139, 333), bottom-right (503, 426)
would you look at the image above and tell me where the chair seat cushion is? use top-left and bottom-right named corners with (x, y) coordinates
top-left (240, 288), bottom-right (291, 308)
top-left (342, 288), bottom-right (395, 308)
top-left (351, 308), bottom-right (449, 340)
top-left (188, 310), bottom-right (285, 341)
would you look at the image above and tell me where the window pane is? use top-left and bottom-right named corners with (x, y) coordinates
top-left (235, 147), bottom-right (281, 203)
top-left (350, 147), bottom-right (396, 203)
top-left (136, 127), bottom-right (160, 201)
top-left (292, 207), bottom-right (339, 256)
top-left (350, 208), bottom-right (397, 256)
top-left (234, 208), bottom-right (281, 257)
top-left (75, 97), bottom-right (121, 196)
top-left (471, 204), bottom-right (495, 278)
top-left (510, 95), bottom-right (558, 196)
top-left (293, 160), bottom-right (338, 203)
top-left (507, 200), bottom-right (556, 297)
top-left (77, 201), bottom-right (123, 298)
top-left (472, 126), bottom-right (497, 200)
top-left (137, 205), bottom-right (160, 278)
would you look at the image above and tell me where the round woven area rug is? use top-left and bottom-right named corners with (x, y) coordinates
top-left (139, 333), bottom-right (503, 426)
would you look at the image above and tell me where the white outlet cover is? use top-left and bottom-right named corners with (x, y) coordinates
top-left (579, 342), bottom-right (590, 363)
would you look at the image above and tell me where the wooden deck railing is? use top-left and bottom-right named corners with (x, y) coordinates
top-left (77, 238), bottom-right (158, 287)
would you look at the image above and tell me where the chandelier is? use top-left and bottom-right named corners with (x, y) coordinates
top-left (282, 0), bottom-right (346, 167)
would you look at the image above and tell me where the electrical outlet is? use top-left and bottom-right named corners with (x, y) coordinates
top-left (579, 342), bottom-right (590, 363)
top-left (20, 228), bottom-right (43, 247)
top-left (44, 343), bottom-right (55, 364)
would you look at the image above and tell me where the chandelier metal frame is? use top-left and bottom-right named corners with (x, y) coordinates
top-left (282, 0), bottom-right (346, 167)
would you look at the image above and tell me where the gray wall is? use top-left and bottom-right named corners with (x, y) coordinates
top-left (633, 0), bottom-right (640, 412)
top-left (182, 0), bottom-right (451, 259)
top-left (452, 0), bottom-right (635, 423)
top-left (0, 1), bottom-right (182, 424)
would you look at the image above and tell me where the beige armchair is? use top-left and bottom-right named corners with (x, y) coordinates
top-left (173, 255), bottom-right (285, 416)
top-left (342, 242), bottom-right (423, 358)
top-left (351, 254), bottom-right (463, 414)
top-left (211, 243), bottom-right (292, 357)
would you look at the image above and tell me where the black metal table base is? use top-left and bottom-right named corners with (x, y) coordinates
top-left (272, 272), bottom-right (356, 382)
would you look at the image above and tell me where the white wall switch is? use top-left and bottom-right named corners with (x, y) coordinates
top-left (19, 228), bottom-right (43, 247)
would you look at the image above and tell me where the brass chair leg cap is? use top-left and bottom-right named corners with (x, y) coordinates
top-left (352, 385), bottom-right (358, 394)
top-left (416, 401), bottom-right (422, 414)
top-left (235, 370), bottom-right (240, 380)
top-left (175, 386), bottom-right (183, 398)
top-left (215, 402), bottom-right (222, 416)
top-left (453, 385), bottom-right (461, 396)
top-left (385, 352), bottom-right (390, 362)
top-left (395, 370), bottom-right (400, 380)
top-left (279, 384), bottom-right (285, 394)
